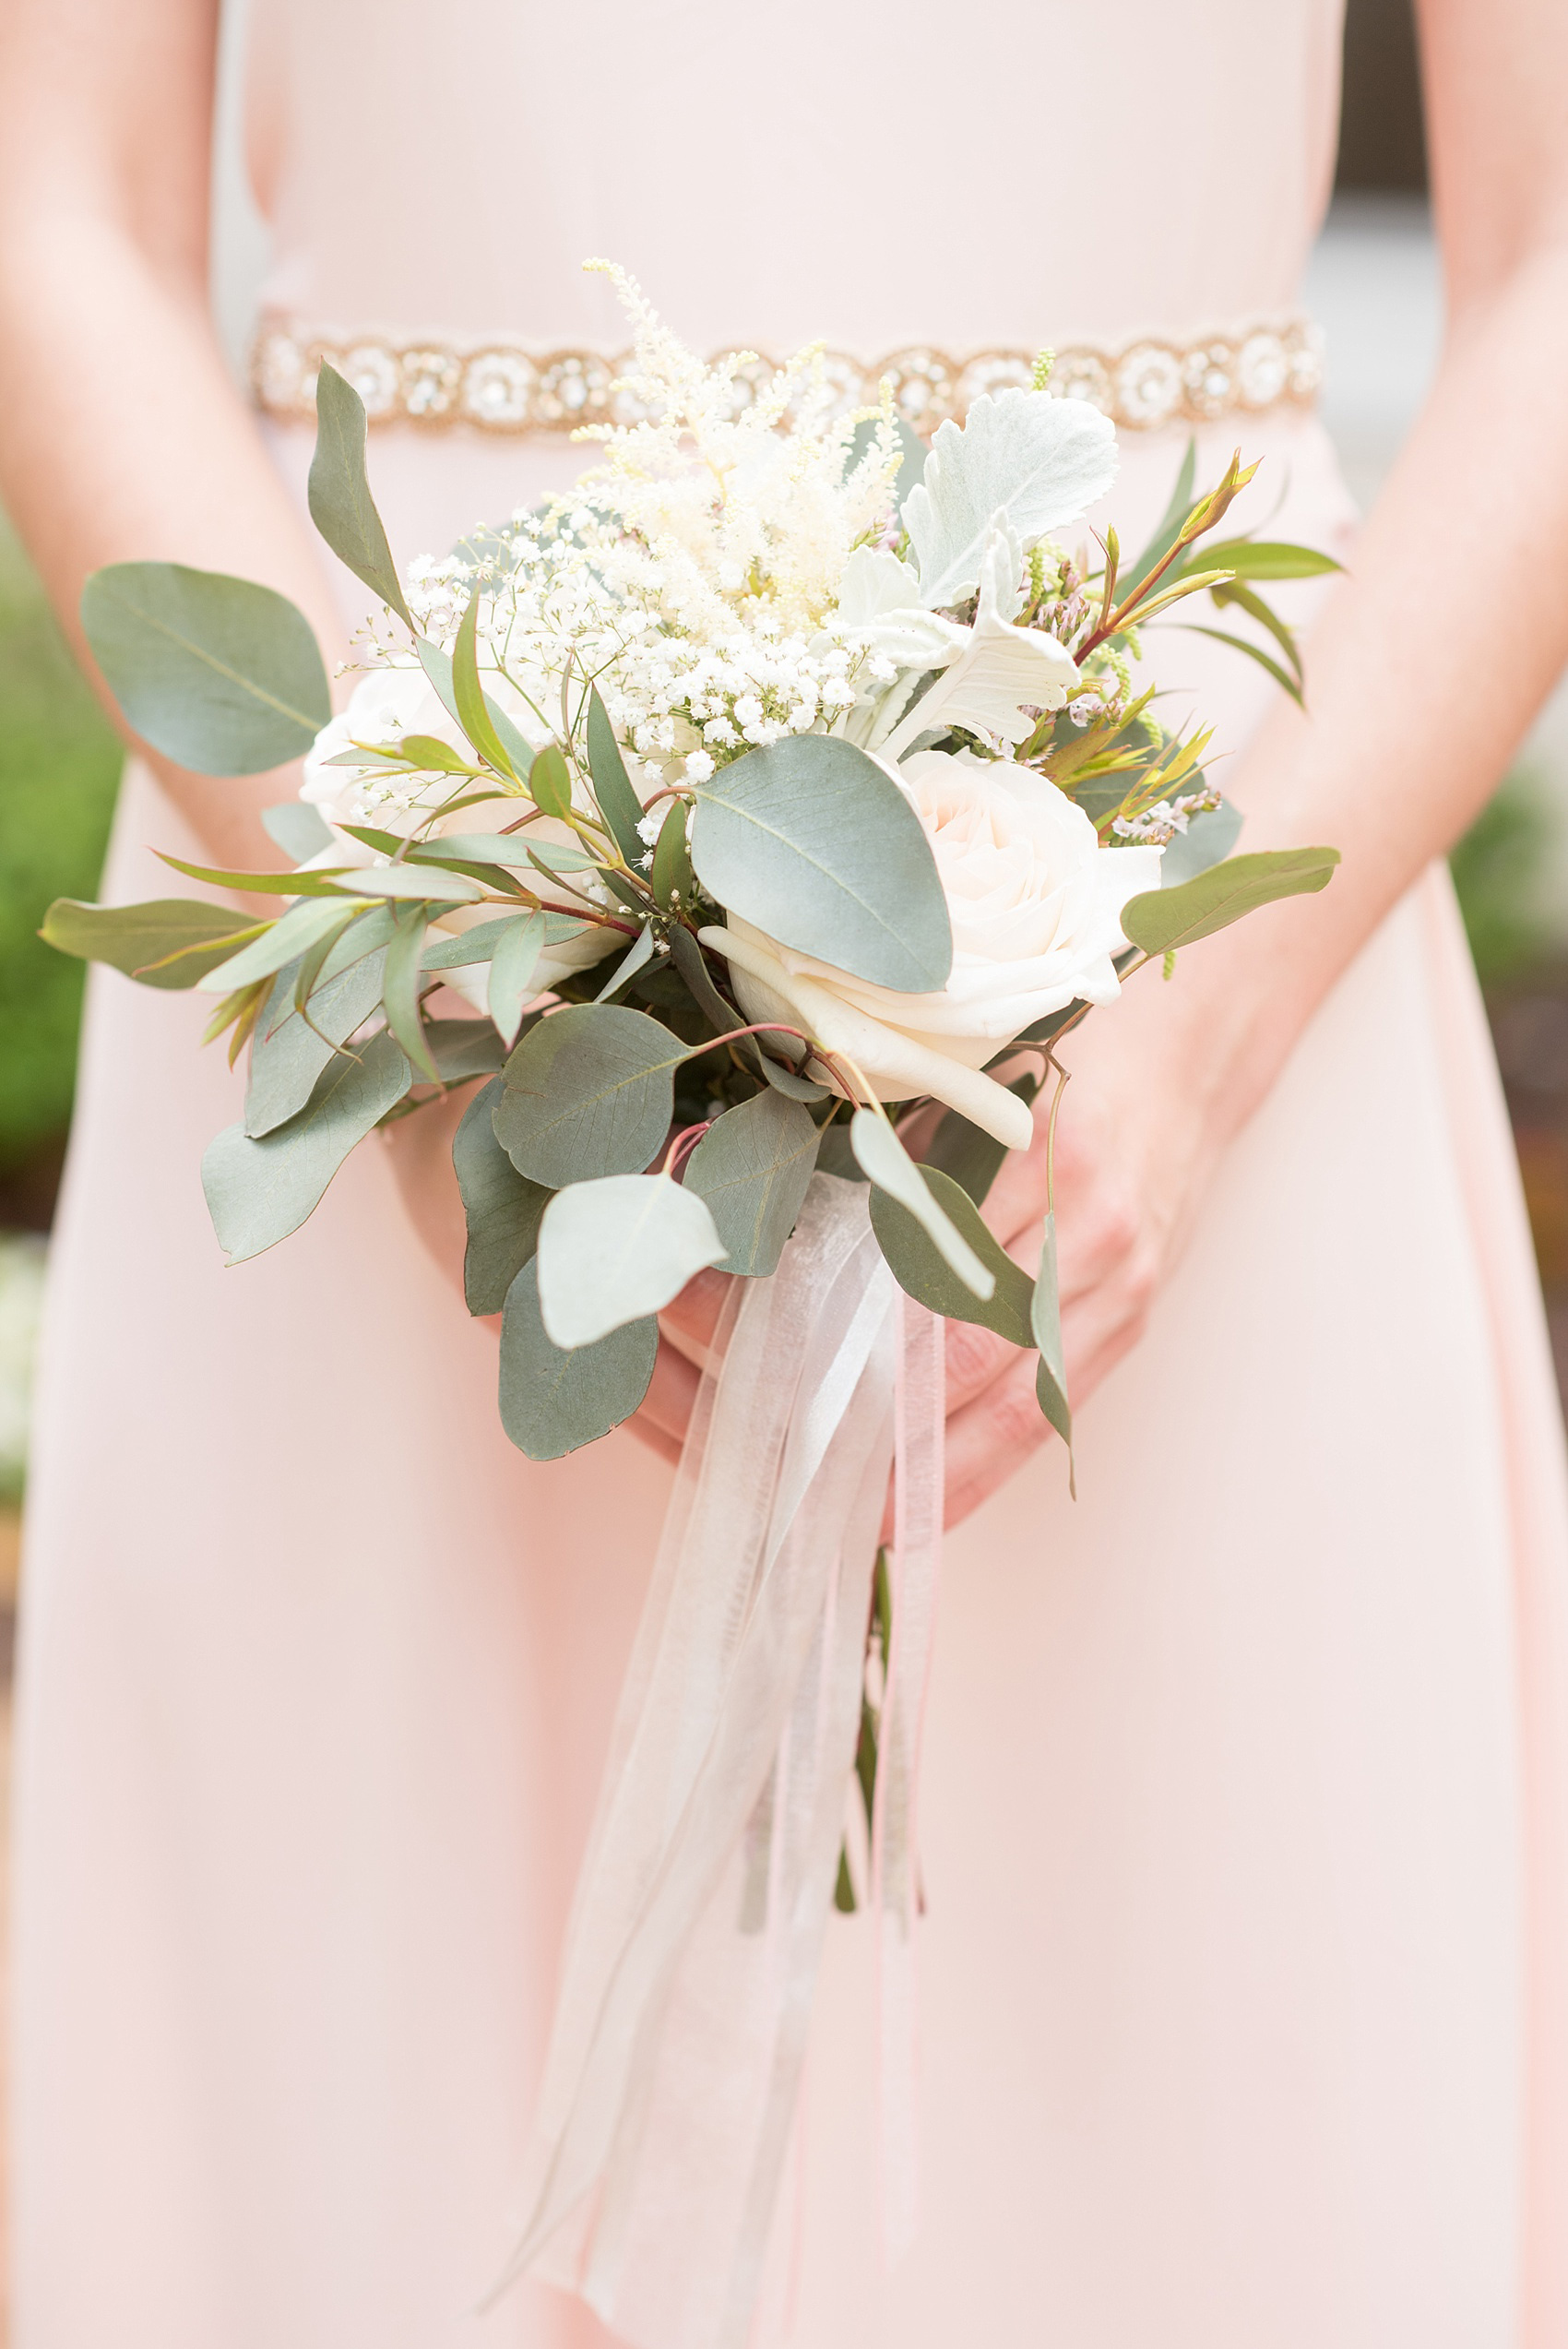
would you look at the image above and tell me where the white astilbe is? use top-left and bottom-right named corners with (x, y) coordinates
top-left (569, 260), bottom-right (904, 643)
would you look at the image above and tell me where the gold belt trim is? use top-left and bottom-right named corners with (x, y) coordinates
top-left (249, 313), bottom-right (1323, 440)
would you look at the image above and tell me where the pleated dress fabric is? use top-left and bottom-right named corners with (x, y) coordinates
top-left (14, 1), bottom-right (1568, 2343)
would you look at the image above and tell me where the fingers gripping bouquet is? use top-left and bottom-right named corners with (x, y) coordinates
top-left (49, 265), bottom-right (1339, 2343)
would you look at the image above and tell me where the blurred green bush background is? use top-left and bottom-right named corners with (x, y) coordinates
top-left (0, 519), bottom-right (119, 1227)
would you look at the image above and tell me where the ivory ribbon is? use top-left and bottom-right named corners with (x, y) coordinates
top-left (488, 1175), bottom-right (944, 2348)
top-left (873, 1294), bottom-right (946, 2264)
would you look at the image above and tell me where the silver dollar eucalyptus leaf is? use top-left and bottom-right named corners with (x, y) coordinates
top-left (453, 1079), bottom-right (552, 1316)
top-left (683, 1093), bottom-right (821, 1276)
top-left (536, 1174), bottom-right (727, 1349)
top-left (80, 563), bottom-right (330, 775)
top-left (202, 1027), bottom-right (410, 1263)
top-left (499, 1260), bottom-right (657, 1460)
top-left (849, 1108), bottom-right (993, 1301)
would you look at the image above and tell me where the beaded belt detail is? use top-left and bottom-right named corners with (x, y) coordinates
top-left (250, 313), bottom-right (1323, 440)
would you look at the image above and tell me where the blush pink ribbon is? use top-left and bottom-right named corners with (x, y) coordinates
top-left (486, 1175), bottom-right (944, 2349)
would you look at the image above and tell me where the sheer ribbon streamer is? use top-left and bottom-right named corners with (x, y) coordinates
top-left (490, 1176), bottom-right (943, 2348)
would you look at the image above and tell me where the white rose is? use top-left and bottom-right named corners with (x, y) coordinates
top-left (702, 748), bottom-right (1162, 1151)
top-left (300, 668), bottom-right (616, 1008)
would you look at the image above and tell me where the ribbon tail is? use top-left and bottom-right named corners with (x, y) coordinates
top-left (872, 1294), bottom-right (946, 2267)
top-left (487, 1176), bottom-right (900, 2349)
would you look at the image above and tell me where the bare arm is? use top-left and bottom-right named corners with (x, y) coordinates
top-left (929, 0), bottom-right (1568, 1517)
top-left (0, 0), bottom-right (346, 869)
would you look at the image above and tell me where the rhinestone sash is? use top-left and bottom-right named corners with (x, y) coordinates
top-left (250, 313), bottom-right (1323, 440)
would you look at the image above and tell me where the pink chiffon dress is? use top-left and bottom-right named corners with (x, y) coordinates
top-left (14, 1), bottom-right (1568, 2343)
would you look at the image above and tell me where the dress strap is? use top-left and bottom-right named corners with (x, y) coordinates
top-left (250, 313), bottom-right (1323, 440)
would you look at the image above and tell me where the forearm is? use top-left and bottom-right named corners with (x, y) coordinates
top-left (0, 214), bottom-right (346, 869)
top-left (1166, 239), bottom-right (1568, 1139)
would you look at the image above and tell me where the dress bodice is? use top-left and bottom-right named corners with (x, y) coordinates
top-left (245, 0), bottom-right (1346, 352)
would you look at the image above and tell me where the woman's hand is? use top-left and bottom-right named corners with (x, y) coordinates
top-left (645, 953), bottom-right (1243, 1522)
top-left (938, 965), bottom-right (1232, 1523)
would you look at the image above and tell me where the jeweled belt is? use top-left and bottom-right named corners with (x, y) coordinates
top-left (250, 311), bottom-right (1323, 440)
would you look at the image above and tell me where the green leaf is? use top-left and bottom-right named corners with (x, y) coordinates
top-left (1158, 798), bottom-right (1242, 888)
top-left (408, 832), bottom-right (530, 868)
top-left (684, 1092), bottom-right (822, 1275)
top-left (1208, 578), bottom-right (1303, 682)
top-left (262, 800), bottom-right (336, 863)
top-left (1168, 623), bottom-right (1303, 707)
top-left (1121, 846), bottom-right (1340, 954)
top-left (1125, 438), bottom-right (1197, 587)
top-left (306, 361), bottom-right (413, 627)
top-left (397, 733), bottom-right (478, 773)
top-left (522, 838), bottom-right (601, 874)
top-left (536, 1173), bottom-right (727, 1346)
top-left (815, 1121), bottom-right (869, 1183)
top-left (1031, 1211), bottom-right (1071, 1443)
top-left (850, 1110), bottom-right (993, 1301)
top-left (586, 686), bottom-right (647, 864)
top-left (330, 864), bottom-right (484, 904)
top-left (648, 797), bottom-right (695, 910)
top-left (40, 897), bottom-right (260, 989)
top-left (415, 640), bottom-right (533, 782)
top-left (450, 586), bottom-right (520, 781)
top-left (196, 895), bottom-right (360, 994)
top-left (488, 911), bottom-right (546, 1046)
top-left (314, 904), bottom-right (398, 984)
top-left (1196, 538), bottom-right (1342, 580)
top-left (429, 1019), bottom-right (507, 1082)
top-left (691, 735), bottom-right (952, 994)
top-left (453, 1078), bottom-right (551, 1314)
top-left (754, 1050), bottom-right (829, 1104)
top-left (593, 923), bottom-right (659, 1004)
top-left (494, 1003), bottom-right (689, 1185)
top-left (922, 1077), bottom-right (1039, 1207)
top-left (80, 563), bottom-right (330, 775)
top-left (498, 1260), bottom-right (657, 1459)
top-left (868, 1162), bottom-right (1032, 1342)
top-left (157, 851), bottom-right (362, 899)
top-left (422, 912), bottom-right (588, 971)
top-left (202, 1026), bottom-right (411, 1262)
top-left (669, 924), bottom-right (743, 1039)
top-left (529, 745), bottom-right (573, 820)
top-left (245, 948), bottom-right (387, 1138)
top-left (382, 904), bottom-right (439, 1080)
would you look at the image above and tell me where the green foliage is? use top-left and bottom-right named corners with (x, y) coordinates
top-left (0, 522), bottom-right (122, 1174)
top-left (1121, 846), bottom-right (1340, 955)
top-left (42, 897), bottom-right (259, 988)
top-left (487, 911), bottom-right (546, 1045)
top-left (453, 1079), bottom-right (551, 1315)
top-left (244, 949), bottom-right (387, 1139)
top-left (683, 1091), bottom-right (821, 1275)
top-left (494, 1003), bottom-right (689, 1186)
top-left (1450, 768), bottom-right (1557, 987)
top-left (202, 1026), bottom-right (410, 1262)
top-left (536, 1173), bottom-right (727, 1347)
top-left (691, 734), bottom-right (953, 994)
top-left (849, 1109), bottom-right (992, 1300)
top-left (307, 361), bottom-right (413, 627)
top-left (586, 686), bottom-right (648, 866)
top-left (867, 1162), bottom-right (1032, 1343)
top-left (1030, 1213), bottom-right (1070, 1444)
top-left (498, 1258), bottom-right (657, 1458)
top-left (80, 563), bottom-right (329, 775)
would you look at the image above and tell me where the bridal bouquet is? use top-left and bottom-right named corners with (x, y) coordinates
top-left (47, 265), bottom-right (1338, 2346)
top-left (48, 263), bottom-right (1336, 1464)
